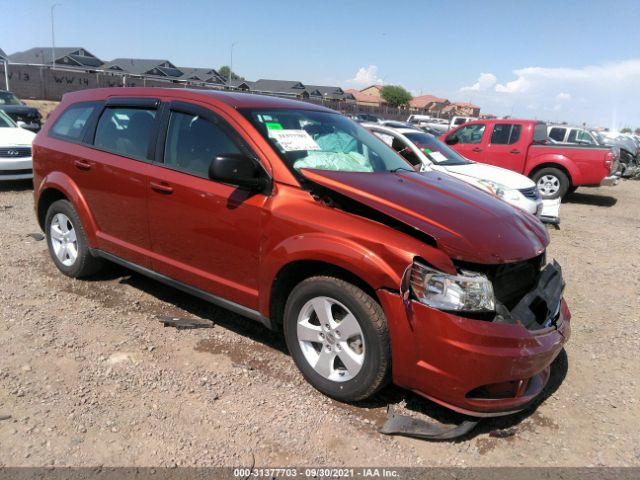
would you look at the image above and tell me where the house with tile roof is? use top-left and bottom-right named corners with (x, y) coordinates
top-left (409, 94), bottom-right (450, 116)
top-left (345, 87), bottom-right (385, 106)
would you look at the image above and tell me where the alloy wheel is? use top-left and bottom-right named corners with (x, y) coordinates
top-left (296, 296), bottom-right (365, 382)
top-left (49, 213), bottom-right (78, 267)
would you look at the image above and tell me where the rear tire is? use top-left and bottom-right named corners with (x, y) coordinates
top-left (283, 276), bottom-right (390, 402)
top-left (532, 167), bottom-right (569, 199)
top-left (45, 199), bottom-right (102, 278)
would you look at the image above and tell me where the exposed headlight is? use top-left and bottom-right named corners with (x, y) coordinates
top-left (410, 262), bottom-right (495, 312)
top-left (478, 179), bottom-right (523, 202)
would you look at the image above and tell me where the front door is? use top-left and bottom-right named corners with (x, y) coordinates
top-left (147, 101), bottom-right (268, 310)
top-left (445, 123), bottom-right (487, 162)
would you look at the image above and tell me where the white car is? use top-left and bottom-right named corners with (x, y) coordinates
top-left (0, 110), bottom-right (35, 181)
top-left (364, 124), bottom-right (542, 215)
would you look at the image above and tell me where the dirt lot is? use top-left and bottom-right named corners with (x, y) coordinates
top-left (0, 179), bottom-right (638, 468)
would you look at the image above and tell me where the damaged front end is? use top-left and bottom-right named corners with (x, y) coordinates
top-left (388, 255), bottom-right (571, 417)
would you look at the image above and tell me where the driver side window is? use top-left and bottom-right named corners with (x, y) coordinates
top-left (452, 124), bottom-right (485, 144)
top-left (164, 111), bottom-right (242, 179)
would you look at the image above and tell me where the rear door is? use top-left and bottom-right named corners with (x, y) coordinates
top-left (444, 123), bottom-right (487, 161)
top-left (481, 122), bottom-right (528, 172)
top-left (80, 98), bottom-right (161, 267)
top-left (146, 100), bottom-right (268, 310)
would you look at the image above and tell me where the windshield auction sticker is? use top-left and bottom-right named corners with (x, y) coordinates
top-left (269, 129), bottom-right (321, 151)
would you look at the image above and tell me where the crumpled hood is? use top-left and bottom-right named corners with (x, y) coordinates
top-left (302, 169), bottom-right (548, 264)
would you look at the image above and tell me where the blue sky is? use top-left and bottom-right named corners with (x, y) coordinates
top-left (3, 0), bottom-right (640, 128)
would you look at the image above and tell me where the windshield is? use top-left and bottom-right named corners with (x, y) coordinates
top-left (241, 109), bottom-right (411, 174)
top-left (0, 91), bottom-right (22, 106)
top-left (403, 131), bottom-right (470, 166)
top-left (0, 110), bottom-right (17, 128)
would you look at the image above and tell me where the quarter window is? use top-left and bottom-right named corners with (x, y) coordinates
top-left (50, 103), bottom-right (98, 141)
top-left (490, 124), bottom-right (521, 144)
top-left (163, 111), bottom-right (242, 178)
top-left (94, 107), bottom-right (157, 159)
top-left (452, 124), bottom-right (485, 144)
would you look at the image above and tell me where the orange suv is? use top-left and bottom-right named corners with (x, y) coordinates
top-left (32, 88), bottom-right (570, 416)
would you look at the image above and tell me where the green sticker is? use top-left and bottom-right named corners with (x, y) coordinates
top-left (266, 122), bottom-right (283, 130)
top-left (423, 148), bottom-right (432, 154)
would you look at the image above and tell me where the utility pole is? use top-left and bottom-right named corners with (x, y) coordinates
top-left (50, 4), bottom-right (62, 69)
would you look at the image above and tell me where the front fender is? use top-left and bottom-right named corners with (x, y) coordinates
top-left (258, 231), bottom-right (455, 318)
top-left (36, 171), bottom-right (99, 247)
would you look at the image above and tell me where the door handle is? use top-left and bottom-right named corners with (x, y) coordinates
top-left (150, 181), bottom-right (174, 194)
top-left (74, 159), bottom-right (92, 171)
top-left (510, 149), bottom-right (521, 154)
top-left (472, 147), bottom-right (482, 152)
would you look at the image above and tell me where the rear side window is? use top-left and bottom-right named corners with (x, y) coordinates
top-left (50, 103), bottom-right (98, 141)
top-left (548, 127), bottom-right (566, 142)
top-left (533, 123), bottom-right (549, 143)
top-left (490, 124), bottom-right (521, 144)
top-left (576, 130), bottom-right (595, 145)
top-left (163, 111), bottom-right (242, 178)
top-left (94, 107), bottom-right (157, 159)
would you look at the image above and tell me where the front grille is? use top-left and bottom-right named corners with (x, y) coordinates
top-left (456, 253), bottom-right (545, 310)
top-left (0, 168), bottom-right (32, 176)
top-left (0, 147), bottom-right (32, 158)
top-left (519, 186), bottom-right (540, 200)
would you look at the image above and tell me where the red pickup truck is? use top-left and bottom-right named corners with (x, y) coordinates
top-left (442, 119), bottom-right (619, 199)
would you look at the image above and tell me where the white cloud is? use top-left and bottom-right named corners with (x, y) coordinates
top-left (454, 59), bottom-right (640, 127)
top-left (460, 72), bottom-right (497, 92)
top-left (346, 65), bottom-right (383, 87)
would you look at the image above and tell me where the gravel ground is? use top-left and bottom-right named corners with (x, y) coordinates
top-left (0, 179), bottom-right (638, 468)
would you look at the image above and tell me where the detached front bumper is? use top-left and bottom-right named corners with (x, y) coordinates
top-left (378, 263), bottom-right (571, 417)
top-left (600, 175), bottom-right (620, 187)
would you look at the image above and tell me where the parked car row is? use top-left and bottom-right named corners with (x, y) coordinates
top-left (28, 87), bottom-right (571, 419)
top-left (547, 124), bottom-right (639, 178)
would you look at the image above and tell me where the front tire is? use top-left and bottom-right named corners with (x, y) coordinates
top-left (283, 276), bottom-right (390, 402)
top-left (532, 167), bottom-right (570, 199)
top-left (45, 199), bottom-right (102, 278)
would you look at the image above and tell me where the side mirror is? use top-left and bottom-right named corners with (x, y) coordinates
top-left (445, 135), bottom-right (458, 145)
top-left (209, 154), bottom-right (267, 190)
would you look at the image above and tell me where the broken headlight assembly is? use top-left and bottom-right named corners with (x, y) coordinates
top-left (410, 261), bottom-right (495, 312)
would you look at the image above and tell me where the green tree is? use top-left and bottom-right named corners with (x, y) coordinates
top-left (380, 85), bottom-right (412, 108)
top-left (621, 127), bottom-right (632, 134)
top-left (218, 66), bottom-right (243, 81)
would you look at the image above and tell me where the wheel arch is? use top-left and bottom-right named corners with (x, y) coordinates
top-left (268, 259), bottom-right (383, 330)
top-left (527, 160), bottom-right (575, 187)
top-left (36, 172), bottom-right (99, 246)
